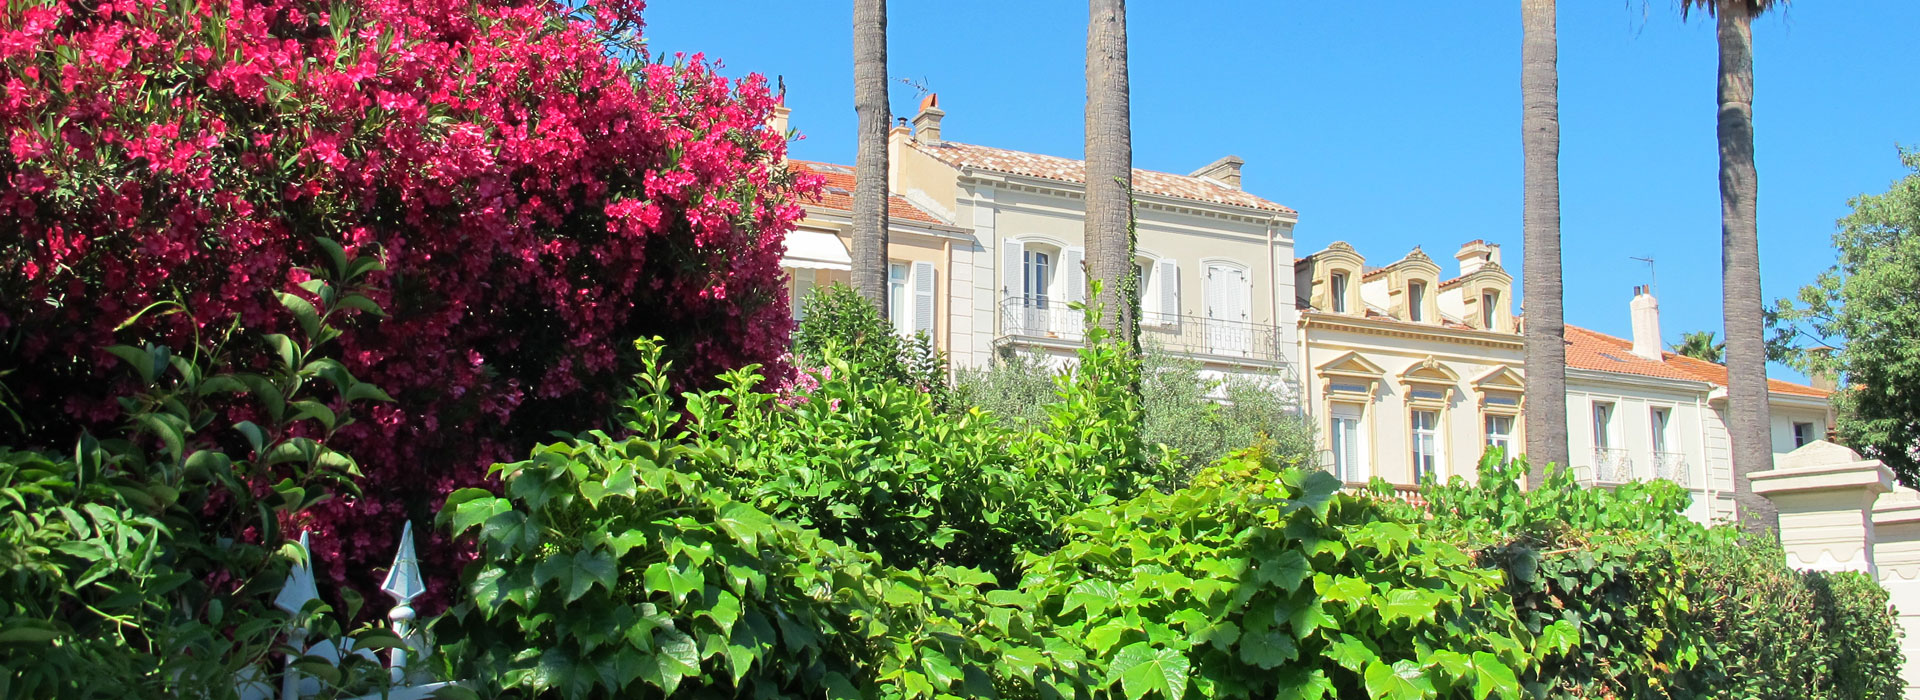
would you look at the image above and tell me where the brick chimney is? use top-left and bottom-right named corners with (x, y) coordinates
top-left (912, 93), bottom-right (944, 145)
top-left (1455, 240), bottom-right (1500, 276)
top-left (1630, 285), bottom-right (1663, 361)
top-left (1188, 155), bottom-right (1244, 190)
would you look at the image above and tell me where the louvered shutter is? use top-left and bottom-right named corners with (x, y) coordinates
top-left (1001, 239), bottom-right (1023, 299)
top-left (1065, 247), bottom-right (1087, 305)
top-left (1157, 259), bottom-right (1179, 327)
top-left (912, 261), bottom-right (936, 335)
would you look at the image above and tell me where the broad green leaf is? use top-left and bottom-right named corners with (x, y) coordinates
top-left (1258, 549), bottom-right (1311, 592)
top-left (1275, 668), bottom-right (1333, 700)
top-left (1363, 661), bottom-right (1425, 700)
top-left (1472, 651), bottom-right (1520, 700)
top-left (1380, 588), bottom-right (1440, 626)
top-left (1061, 579), bottom-right (1119, 618)
top-left (568, 548), bottom-right (616, 603)
top-left (1238, 628), bottom-right (1297, 669)
top-left (1314, 574), bottom-right (1371, 603)
top-left (640, 629), bottom-right (701, 695)
top-left (1107, 642), bottom-right (1189, 700)
top-left (1325, 633), bottom-right (1379, 673)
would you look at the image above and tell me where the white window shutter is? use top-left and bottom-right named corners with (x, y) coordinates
top-left (912, 261), bottom-right (936, 334)
top-left (1001, 239), bottom-right (1023, 298)
top-left (1066, 247), bottom-right (1086, 304)
top-left (1157, 259), bottom-right (1179, 326)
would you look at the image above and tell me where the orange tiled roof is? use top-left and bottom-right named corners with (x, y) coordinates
top-left (1564, 325), bottom-right (1829, 398)
top-left (789, 160), bottom-right (943, 225)
top-left (912, 141), bottom-right (1296, 215)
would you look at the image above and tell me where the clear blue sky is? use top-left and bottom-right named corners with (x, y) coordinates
top-left (645, 2), bottom-right (1917, 381)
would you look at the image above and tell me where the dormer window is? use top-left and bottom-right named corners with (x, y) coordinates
top-left (1407, 281), bottom-right (1426, 322)
top-left (1330, 272), bottom-right (1349, 313)
top-left (1481, 291), bottom-right (1499, 329)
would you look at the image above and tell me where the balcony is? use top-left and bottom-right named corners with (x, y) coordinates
top-left (1651, 451), bottom-right (1691, 488)
top-left (996, 297), bottom-right (1289, 366)
top-left (1589, 447), bottom-right (1634, 486)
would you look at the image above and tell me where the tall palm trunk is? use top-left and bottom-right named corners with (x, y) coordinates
top-left (851, 0), bottom-right (890, 311)
top-left (1716, 0), bottom-right (1776, 534)
top-left (1084, 0), bottom-right (1133, 341)
top-left (1522, 0), bottom-right (1569, 483)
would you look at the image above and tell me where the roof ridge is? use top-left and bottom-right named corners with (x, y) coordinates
top-left (914, 140), bottom-right (1296, 215)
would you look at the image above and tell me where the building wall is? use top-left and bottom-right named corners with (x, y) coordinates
top-left (783, 220), bottom-right (956, 356)
top-left (1564, 374), bottom-right (1723, 522)
top-left (1300, 322), bottom-right (1524, 486)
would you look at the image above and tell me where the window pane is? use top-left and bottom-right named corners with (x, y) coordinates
top-left (1408, 283), bottom-right (1425, 322)
top-left (1331, 273), bottom-right (1348, 313)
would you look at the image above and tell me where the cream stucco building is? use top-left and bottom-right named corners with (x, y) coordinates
top-left (1294, 238), bottom-right (1834, 525)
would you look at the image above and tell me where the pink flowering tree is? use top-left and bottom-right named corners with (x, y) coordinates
top-left (0, 0), bottom-right (813, 607)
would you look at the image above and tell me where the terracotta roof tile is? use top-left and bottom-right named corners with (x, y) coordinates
top-left (1564, 325), bottom-right (1829, 398)
top-left (789, 160), bottom-right (943, 225)
top-left (912, 141), bottom-right (1296, 215)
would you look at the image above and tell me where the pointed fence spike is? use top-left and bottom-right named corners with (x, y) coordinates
top-left (380, 521), bottom-right (426, 603)
top-left (274, 531), bottom-right (319, 617)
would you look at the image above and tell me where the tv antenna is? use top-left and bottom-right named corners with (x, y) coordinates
top-left (1629, 255), bottom-right (1656, 296)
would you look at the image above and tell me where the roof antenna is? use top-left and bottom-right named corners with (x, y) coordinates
top-left (1629, 255), bottom-right (1656, 296)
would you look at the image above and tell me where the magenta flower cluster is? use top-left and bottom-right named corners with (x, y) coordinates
top-left (1, 0), bottom-right (817, 608)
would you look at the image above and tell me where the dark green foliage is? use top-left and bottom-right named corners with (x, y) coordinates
top-left (0, 240), bottom-right (405, 698)
top-left (1423, 451), bottom-right (1906, 699)
top-left (791, 283), bottom-right (950, 407)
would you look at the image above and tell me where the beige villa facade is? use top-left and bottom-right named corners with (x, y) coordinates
top-left (887, 96), bottom-right (1302, 388)
top-left (1294, 239), bottom-right (1834, 525)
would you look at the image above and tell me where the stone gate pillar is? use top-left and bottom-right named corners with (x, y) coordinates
top-left (1749, 440), bottom-right (1893, 573)
top-left (1874, 489), bottom-right (1920, 697)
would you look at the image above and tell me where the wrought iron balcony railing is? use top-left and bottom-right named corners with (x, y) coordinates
top-left (1590, 447), bottom-right (1634, 485)
top-left (996, 297), bottom-right (1288, 365)
top-left (1650, 451), bottom-right (1691, 488)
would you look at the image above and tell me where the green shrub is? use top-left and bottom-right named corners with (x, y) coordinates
top-left (958, 347), bottom-right (1315, 478)
top-left (791, 284), bottom-right (949, 407)
top-left (1422, 452), bottom-right (1907, 699)
top-left (0, 241), bottom-right (403, 698)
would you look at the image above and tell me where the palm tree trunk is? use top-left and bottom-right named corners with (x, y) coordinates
top-left (1522, 0), bottom-right (1569, 484)
top-left (1717, 0), bottom-right (1777, 534)
top-left (851, 0), bottom-right (890, 312)
top-left (1084, 0), bottom-right (1133, 341)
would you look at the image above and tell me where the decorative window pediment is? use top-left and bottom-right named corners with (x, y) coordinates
top-left (1399, 356), bottom-right (1458, 408)
top-left (1472, 366), bottom-right (1525, 414)
top-left (1318, 351), bottom-right (1384, 398)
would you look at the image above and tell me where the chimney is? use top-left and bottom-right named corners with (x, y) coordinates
top-left (1455, 240), bottom-right (1499, 276)
top-left (1630, 285), bottom-right (1663, 361)
top-left (1188, 155), bottom-right (1244, 190)
top-left (912, 93), bottom-right (944, 146)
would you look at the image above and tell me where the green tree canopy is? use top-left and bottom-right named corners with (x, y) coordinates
top-left (1769, 149), bottom-right (1920, 483)
top-left (1673, 330), bottom-right (1727, 364)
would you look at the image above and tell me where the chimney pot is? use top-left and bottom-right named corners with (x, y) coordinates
top-left (912, 93), bottom-right (944, 146)
top-left (1455, 240), bottom-right (1498, 276)
top-left (1188, 155), bottom-right (1244, 190)
top-left (1630, 288), bottom-right (1663, 361)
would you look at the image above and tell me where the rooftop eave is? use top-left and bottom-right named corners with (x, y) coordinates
top-left (953, 167), bottom-right (1298, 224)
top-left (1299, 310), bottom-right (1524, 348)
top-left (1566, 367), bottom-right (1716, 394)
top-left (800, 206), bottom-right (971, 239)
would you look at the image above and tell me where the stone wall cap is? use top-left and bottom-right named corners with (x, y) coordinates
top-left (1777, 440), bottom-right (1866, 469)
top-left (1749, 459), bottom-right (1894, 497)
top-left (1872, 486), bottom-right (1920, 524)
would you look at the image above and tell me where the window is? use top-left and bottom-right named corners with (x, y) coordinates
top-left (1592, 402), bottom-right (1615, 449)
top-left (1650, 407), bottom-right (1671, 454)
top-left (1485, 414), bottom-right (1514, 455)
top-left (1023, 249), bottom-right (1051, 309)
top-left (1481, 291), bottom-right (1498, 328)
top-left (1793, 422), bottom-right (1817, 448)
top-left (1407, 281), bottom-right (1426, 322)
top-left (888, 263), bottom-right (911, 336)
top-left (790, 268), bottom-right (816, 321)
top-left (1411, 409), bottom-right (1439, 482)
top-left (1331, 404), bottom-right (1364, 483)
top-left (1330, 272), bottom-right (1349, 313)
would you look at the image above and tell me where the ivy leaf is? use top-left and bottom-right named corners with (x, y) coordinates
top-left (1314, 574), bottom-right (1371, 604)
top-left (639, 629), bottom-right (701, 695)
top-left (1325, 633), bottom-right (1380, 673)
top-left (1106, 642), bottom-right (1189, 700)
top-left (1237, 628), bottom-right (1297, 669)
top-left (568, 548), bottom-right (616, 603)
top-left (714, 502), bottom-right (772, 554)
top-left (1286, 601), bottom-right (1334, 638)
top-left (1536, 620), bottom-right (1579, 659)
top-left (1062, 579), bottom-right (1118, 618)
top-left (1380, 588), bottom-right (1440, 626)
top-left (1274, 668), bottom-right (1333, 700)
top-left (1472, 651), bottom-right (1520, 700)
top-left (1363, 661), bottom-right (1426, 700)
top-left (703, 590), bottom-right (742, 633)
top-left (1257, 549), bottom-right (1311, 592)
top-left (644, 561), bottom-right (703, 604)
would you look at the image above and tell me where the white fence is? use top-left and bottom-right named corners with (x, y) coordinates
top-left (235, 522), bottom-right (459, 700)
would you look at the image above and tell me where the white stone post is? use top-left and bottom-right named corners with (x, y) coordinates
top-left (1749, 441), bottom-right (1892, 574)
top-left (1874, 487), bottom-right (1920, 697)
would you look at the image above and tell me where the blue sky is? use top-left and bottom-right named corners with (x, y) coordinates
top-left (645, 2), bottom-right (1917, 381)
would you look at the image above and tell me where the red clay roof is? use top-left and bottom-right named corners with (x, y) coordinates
top-left (788, 160), bottom-right (943, 225)
top-left (912, 141), bottom-right (1296, 215)
top-left (1564, 325), bottom-right (1829, 398)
